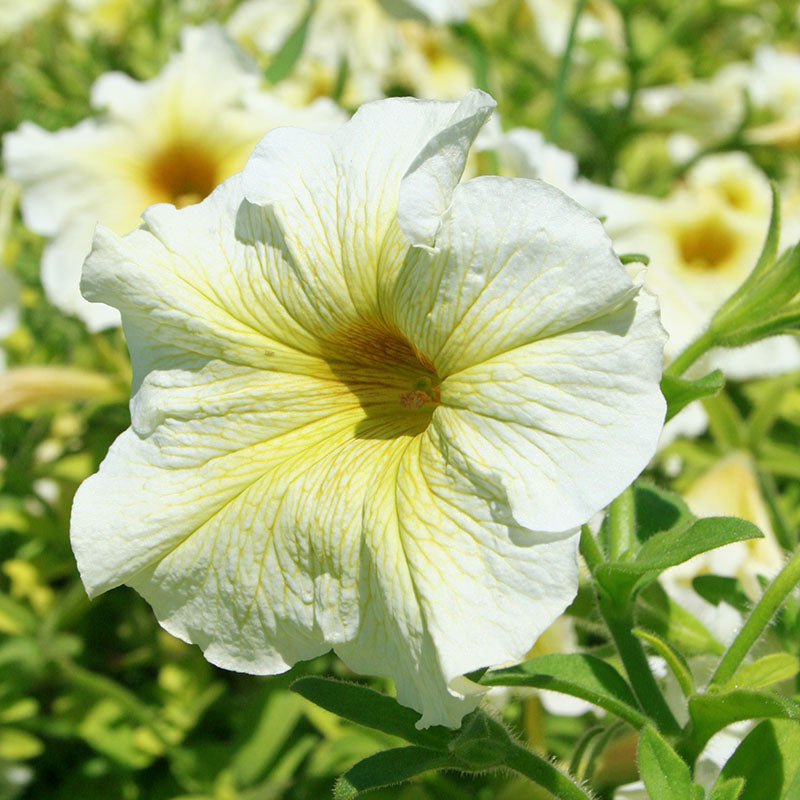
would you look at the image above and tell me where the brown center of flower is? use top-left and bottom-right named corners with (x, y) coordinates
top-left (677, 216), bottom-right (737, 271)
top-left (147, 142), bottom-right (219, 208)
top-left (321, 322), bottom-right (441, 438)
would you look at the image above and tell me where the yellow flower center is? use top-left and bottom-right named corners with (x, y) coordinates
top-left (676, 215), bottom-right (738, 271)
top-left (322, 323), bottom-right (441, 438)
top-left (719, 179), bottom-right (755, 212)
top-left (147, 141), bottom-right (219, 208)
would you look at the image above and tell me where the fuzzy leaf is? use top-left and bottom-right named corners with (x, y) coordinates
top-left (334, 746), bottom-right (453, 799)
top-left (596, 517), bottom-right (761, 602)
top-left (715, 719), bottom-right (800, 800)
top-left (687, 690), bottom-right (800, 757)
top-left (637, 583), bottom-right (725, 656)
top-left (638, 725), bottom-right (693, 800)
top-left (724, 653), bottom-right (800, 692)
top-left (691, 575), bottom-right (751, 615)
top-left (708, 777), bottom-right (745, 800)
top-left (632, 628), bottom-right (694, 696)
top-left (480, 653), bottom-right (646, 729)
top-left (291, 677), bottom-right (450, 750)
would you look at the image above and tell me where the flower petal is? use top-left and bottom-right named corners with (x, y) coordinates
top-left (338, 424), bottom-right (579, 727)
top-left (81, 176), bottom-right (325, 378)
top-left (435, 287), bottom-right (665, 532)
top-left (241, 90), bottom-right (493, 334)
top-left (391, 176), bottom-right (644, 377)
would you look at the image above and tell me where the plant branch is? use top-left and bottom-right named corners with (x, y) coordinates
top-left (710, 545), bottom-right (800, 687)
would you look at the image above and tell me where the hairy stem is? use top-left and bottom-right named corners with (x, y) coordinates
top-left (502, 738), bottom-right (595, 800)
top-left (710, 545), bottom-right (800, 687)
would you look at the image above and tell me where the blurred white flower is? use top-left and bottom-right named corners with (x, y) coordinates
top-left (64, 0), bottom-right (134, 40)
top-left (475, 124), bottom-right (635, 237)
top-left (227, 0), bottom-right (475, 106)
top-left (70, 90), bottom-right (666, 728)
top-left (611, 152), bottom-right (800, 372)
top-left (661, 452), bottom-right (784, 645)
top-left (524, 0), bottom-right (622, 57)
top-left (0, 0), bottom-right (56, 39)
top-left (3, 23), bottom-right (346, 331)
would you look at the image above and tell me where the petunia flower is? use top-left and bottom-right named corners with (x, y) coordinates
top-left (3, 23), bottom-right (345, 332)
top-left (70, 90), bottom-right (666, 728)
top-left (660, 451), bottom-right (784, 646)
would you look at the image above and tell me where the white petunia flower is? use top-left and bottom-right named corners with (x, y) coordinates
top-left (227, 0), bottom-right (475, 107)
top-left (524, 0), bottom-right (622, 57)
top-left (661, 452), bottom-right (784, 646)
top-left (663, 452), bottom-right (782, 599)
top-left (611, 153), bottom-right (800, 373)
top-left (0, 0), bottom-right (56, 39)
top-left (2, 23), bottom-right (346, 332)
top-left (70, 90), bottom-right (666, 728)
top-left (475, 124), bottom-right (636, 238)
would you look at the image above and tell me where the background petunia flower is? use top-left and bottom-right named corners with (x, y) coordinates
top-left (70, 90), bottom-right (666, 728)
top-left (2, 22), bottom-right (346, 332)
top-left (227, 0), bottom-right (475, 107)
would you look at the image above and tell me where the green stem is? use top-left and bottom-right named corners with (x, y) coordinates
top-left (547, 0), bottom-right (588, 144)
top-left (664, 329), bottom-right (717, 378)
top-left (710, 546), bottom-right (800, 687)
top-left (618, 5), bottom-right (641, 128)
top-left (502, 739), bottom-right (594, 800)
top-left (580, 524), bottom-right (605, 572)
top-left (608, 486), bottom-right (635, 561)
top-left (600, 600), bottom-right (681, 735)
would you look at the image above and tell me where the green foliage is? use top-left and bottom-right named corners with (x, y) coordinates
top-left (595, 517), bottom-right (763, 605)
top-left (715, 719), bottom-right (800, 800)
top-left (662, 371), bottom-right (725, 423)
top-left (291, 677), bottom-right (449, 750)
top-left (480, 654), bottom-right (646, 729)
top-left (707, 778), bottom-right (745, 800)
top-left (3, 1), bottom-right (800, 798)
top-left (685, 690), bottom-right (800, 760)
top-left (631, 629), bottom-right (694, 697)
top-left (637, 725), bottom-right (694, 800)
top-left (724, 653), bottom-right (800, 692)
top-left (334, 746), bottom-right (453, 799)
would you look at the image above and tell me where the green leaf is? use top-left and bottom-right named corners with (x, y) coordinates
top-left (632, 629), bottom-right (694, 696)
top-left (334, 746), bottom-right (452, 799)
top-left (703, 393), bottom-right (746, 449)
top-left (712, 242), bottom-right (800, 349)
top-left (638, 583), bottom-right (725, 656)
top-left (635, 517), bottom-right (762, 570)
top-left (686, 690), bottom-right (800, 759)
top-left (290, 677), bottom-right (449, 750)
top-left (264, 0), bottom-right (315, 84)
top-left (715, 303), bottom-right (800, 347)
top-left (715, 719), bottom-right (800, 800)
top-left (692, 576), bottom-right (751, 615)
top-left (707, 777), bottom-right (745, 800)
top-left (633, 481), bottom-right (695, 544)
top-left (231, 691), bottom-right (304, 786)
top-left (596, 517), bottom-right (762, 601)
top-left (480, 654), bottom-right (646, 729)
top-left (638, 725), bottom-right (694, 800)
top-left (661, 371), bottom-right (725, 422)
top-left (725, 653), bottom-right (800, 691)
top-left (731, 183), bottom-right (780, 290)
